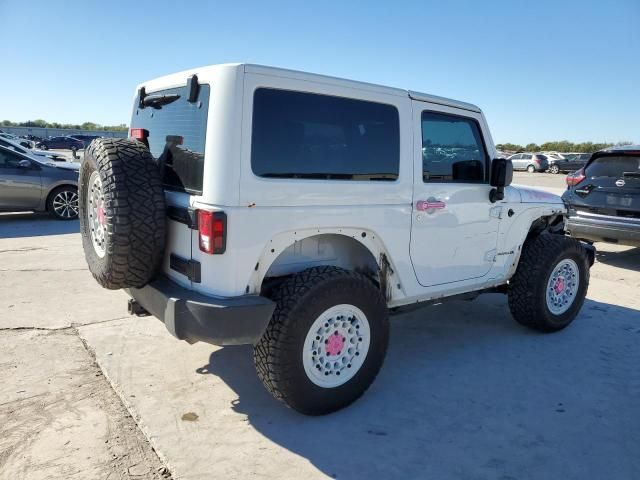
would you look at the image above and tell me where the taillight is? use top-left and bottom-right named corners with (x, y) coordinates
top-left (566, 168), bottom-right (586, 186)
top-left (129, 128), bottom-right (148, 140)
top-left (198, 210), bottom-right (226, 254)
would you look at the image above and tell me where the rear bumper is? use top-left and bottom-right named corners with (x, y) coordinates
top-left (126, 277), bottom-right (275, 346)
top-left (566, 212), bottom-right (640, 247)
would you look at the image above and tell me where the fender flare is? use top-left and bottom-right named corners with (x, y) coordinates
top-left (246, 227), bottom-right (401, 302)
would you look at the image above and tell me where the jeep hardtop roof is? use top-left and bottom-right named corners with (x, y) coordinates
top-left (135, 63), bottom-right (482, 114)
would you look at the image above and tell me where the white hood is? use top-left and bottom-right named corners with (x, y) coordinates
top-left (514, 186), bottom-right (564, 204)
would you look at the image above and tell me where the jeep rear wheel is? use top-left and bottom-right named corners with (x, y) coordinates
top-left (254, 266), bottom-right (389, 415)
top-left (79, 138), bottom-right (166, 290)
top-left (508, 235), bottom-right (590, 332)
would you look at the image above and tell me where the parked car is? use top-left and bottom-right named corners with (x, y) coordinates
top-left (22, 134), bottom-right (44, 143)
top-left (547, 153), bottom-right (592, 174)
top-left (507, 153), bottom-right (549, 172)
top-left (37, 136), bottom-right (85, 152)
top-left (70, 134), bottom-right (101, 146)
top-left (0, 137), bottom-right (68, 162)
top-left (0, 145), bottom-right (79, 219)
top-left (78, 64), bottom-right (594, 415)
top-left (563, 146), bottom-right (640, 247)
top-left (0, 132), bottom-right (35, 149)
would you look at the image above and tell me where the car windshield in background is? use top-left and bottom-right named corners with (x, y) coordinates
top-left (587, 155), bottom-right (640, 178)
top-left (131, 84), bottom-right (210, 194)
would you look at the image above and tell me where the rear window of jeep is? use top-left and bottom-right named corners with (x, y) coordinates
top-left (131, 84), bottom-right (210, 194)
top-left (251, 88), bottom-right (400, 181)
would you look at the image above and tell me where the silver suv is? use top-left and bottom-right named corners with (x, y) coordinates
top-left (508, 153), bottom-right (549, 172)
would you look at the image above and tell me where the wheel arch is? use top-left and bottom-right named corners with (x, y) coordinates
top-left (500, 205), bottom-right (567, 280)
top-left (247, 229), bottom-right (400, 303)
top-left (44, 182), bottom-right (78, 211)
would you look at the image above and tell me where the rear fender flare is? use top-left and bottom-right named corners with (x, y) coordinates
top-left (246, 228), bottom-right (401, 302)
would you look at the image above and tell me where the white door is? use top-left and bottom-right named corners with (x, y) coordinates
top-left (409, 102), bottom-right (501, 287)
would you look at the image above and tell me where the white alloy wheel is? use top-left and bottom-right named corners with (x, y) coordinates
top-left (302, 304), bottom-right (371, 388)
top-left (87, 171), bottom-right (107, 258)
top-left (546, 258), bottom-right (580, 315)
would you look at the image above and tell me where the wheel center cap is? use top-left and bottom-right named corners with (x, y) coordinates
top-left (554, 276), bottom-right (566, 295)
top-left (325, 332), bottom-right (345, 356)
top-left (97, 205), bottom-right (106, 225)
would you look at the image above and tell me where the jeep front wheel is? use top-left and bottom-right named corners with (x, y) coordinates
top-left (254, 266), bottom-right (389, 415)
top-left (508, 235), bottom-right (590, 332)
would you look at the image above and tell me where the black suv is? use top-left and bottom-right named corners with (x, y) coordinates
top-left (563, 146), bottom-right (640, 247)
top-left (547, 153), bottom-right (591, 174)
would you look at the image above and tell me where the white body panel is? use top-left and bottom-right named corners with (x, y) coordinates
top-left (134, 64), bottom-right (566, 306)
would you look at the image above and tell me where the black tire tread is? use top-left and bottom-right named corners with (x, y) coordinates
top-left (508, 234), bottom-right (589, 332)
top-left (254, 266), bottom-right (388, 414)
top-left (79, 138), bottom-right (166, 290)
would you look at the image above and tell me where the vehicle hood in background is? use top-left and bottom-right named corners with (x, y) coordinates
top-left (46, 161), bottom-right (80, 171)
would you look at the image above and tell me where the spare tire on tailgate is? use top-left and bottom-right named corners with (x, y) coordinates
top-left (79, 138), bottom-right (166, 290)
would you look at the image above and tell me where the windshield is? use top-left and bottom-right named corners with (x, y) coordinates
top-left (587, 155), bottom-right (640, 178)
top-left (131, 84), bottom-right (210, 195)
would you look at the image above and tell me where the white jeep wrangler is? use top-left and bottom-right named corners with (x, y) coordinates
top-left (79, 64), bottom-right (594, 415)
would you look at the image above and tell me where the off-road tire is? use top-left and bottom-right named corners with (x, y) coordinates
top-left (79, 138), bottom-right (166, 290)
top-left (508, 235), bottom-right (590, 332)
top-left (254, 266), bottom-right (389, 415)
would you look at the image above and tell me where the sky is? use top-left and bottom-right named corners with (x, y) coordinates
top-left (0, 0), bottom-right (638, 145)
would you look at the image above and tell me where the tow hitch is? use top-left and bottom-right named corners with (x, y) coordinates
top-left (128, 299), bottom-right (150, 317)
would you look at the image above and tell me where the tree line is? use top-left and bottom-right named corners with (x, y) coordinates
top-left (496, 140), bottom-right (633, 153)
top-left (1, 119), bottom-right (128, 132)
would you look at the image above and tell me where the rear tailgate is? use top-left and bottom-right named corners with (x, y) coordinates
top-left (130, 81), bottom-right (210, 287)
top-left (574, 154), bottom-right (640, 218)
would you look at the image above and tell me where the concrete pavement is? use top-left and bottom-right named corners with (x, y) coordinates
top-left (1, 181), bottom-right (639, 479)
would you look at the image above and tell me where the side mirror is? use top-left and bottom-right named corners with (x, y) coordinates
top-left (17, 159), bottom-right (32, 169)
top-left (489, 158), bottom-right (513, 203)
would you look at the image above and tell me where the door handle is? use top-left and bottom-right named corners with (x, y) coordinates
top-left (416, 199), bottom-right (446, 212)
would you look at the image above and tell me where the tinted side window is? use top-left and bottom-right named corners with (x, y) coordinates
top-left (251, 89), bottom-right (400, 181)
top-left (0, 149), bottom-right (23, 168)
top-left (421, 111), bottom-right (487, 182)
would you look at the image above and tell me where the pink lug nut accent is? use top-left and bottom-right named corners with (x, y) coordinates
top-left (98, 206), bottom-right (106, 225)
top-left (325, 332), bottom-right (345, 356)
top-left (554, 277), bottom-right (566, 294)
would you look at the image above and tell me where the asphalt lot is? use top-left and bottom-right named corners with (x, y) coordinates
top-left (1, 175), bottom-right (639, 480)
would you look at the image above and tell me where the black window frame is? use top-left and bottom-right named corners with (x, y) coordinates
top-left (420, 109), bottom-right (490, 184)
top-left (250, 87), bottom-right (401, 182)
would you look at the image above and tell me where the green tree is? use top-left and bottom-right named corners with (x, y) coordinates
top-left (525, 143), bottom-right (540, 151)
top-left (496, 143), bottom-right (524, 152)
